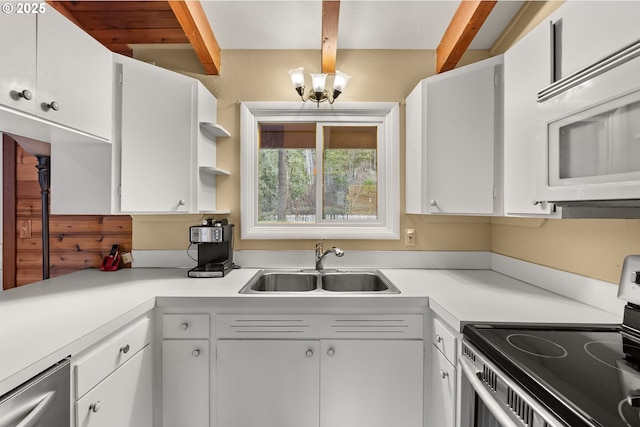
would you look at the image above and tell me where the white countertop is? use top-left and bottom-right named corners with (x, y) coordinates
top-left (0, 266), bottom-right (622, 396)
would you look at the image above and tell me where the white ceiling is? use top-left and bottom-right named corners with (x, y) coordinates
top-left (201, 0), bottom-right (524, 50)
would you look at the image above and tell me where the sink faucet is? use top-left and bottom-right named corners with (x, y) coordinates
top-left (315, 241), bottom-right (344, 270)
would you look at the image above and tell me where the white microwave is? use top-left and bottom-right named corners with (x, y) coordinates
top-left (536, 39), bottom-right (640, 214)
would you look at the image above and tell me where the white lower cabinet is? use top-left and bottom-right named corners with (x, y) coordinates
top-left (217, 339), bottom-right (423, 427)
top-left (76, 346), bottom-right (152, 427)
top-left (72, 315), bottom-right (153, 427)
top-left (430, 316), bottom-right (458, 427)
top-left (161, 313), bottom-right (210, 427)
top-left (217, 340), bottom-right (320, 427)
top-left (162, 340), bottom-right (209, 427)
top-left (430, 346), bottom-right (456, 427)
top-left (215, 314), bottom-right (424, 427)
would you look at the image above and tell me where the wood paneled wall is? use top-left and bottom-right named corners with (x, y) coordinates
top-left (4, 139), bottom-right (132, 288)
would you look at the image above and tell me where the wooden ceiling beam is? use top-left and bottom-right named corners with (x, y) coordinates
top-left (436, 0), bottom-right (497, 74)
top-left (321, 0), bottom-right (340, 74)
top-left (168, 0), bottom-right (221, 75)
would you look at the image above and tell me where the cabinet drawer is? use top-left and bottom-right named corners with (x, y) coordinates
top-left (162, 314), bottom-right (210, 339)
top-left (432, 318), bottom-right (457, 364)
top-left (76, 345), bottom-right (153, 427)
top-left (74, 316), bottom-right (151, 399)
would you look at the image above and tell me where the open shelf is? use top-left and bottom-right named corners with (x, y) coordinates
top-left (200, 122), bottom-right (231, 140)
top-left (199, 166), bottom-right (230, 176)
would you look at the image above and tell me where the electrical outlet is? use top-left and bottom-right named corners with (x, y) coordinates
top-left (405, 228), bottom-right (416, 246)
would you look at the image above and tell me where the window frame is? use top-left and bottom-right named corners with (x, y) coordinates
top-left (240, 101), bottom-right (400, 240)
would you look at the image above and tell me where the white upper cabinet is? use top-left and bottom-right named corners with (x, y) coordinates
top-left (0, 12), bottom-right (36, 115)
top-left (555, 1), bottom-right (640, 79)
top-left (406, 55), bottom-right (503, 215)
top-left (503, 21), bottom-right (556, 217)
top-left (0, 6), bottom-right (112, 141)
top-left (115, 54), bottom-right (229, 214)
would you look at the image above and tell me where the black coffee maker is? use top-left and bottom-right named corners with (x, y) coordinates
top-left (188, 219), bottom-right (234, 278)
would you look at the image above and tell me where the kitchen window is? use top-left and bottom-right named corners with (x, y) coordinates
top-left (240, 102), bottom-right (399, 240)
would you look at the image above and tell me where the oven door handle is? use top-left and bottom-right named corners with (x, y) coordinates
top-left (459, 356), bottom-right (519, 427)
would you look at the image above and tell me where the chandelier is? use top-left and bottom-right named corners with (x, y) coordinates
top-left (287, 67), bottom-right (351, 106)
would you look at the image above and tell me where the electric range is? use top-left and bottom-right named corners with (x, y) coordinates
top-left (460, 255), bottom-right (640, 427)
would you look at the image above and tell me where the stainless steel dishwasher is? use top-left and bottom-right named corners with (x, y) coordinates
top-left (0, 358), bottom-right (70, 427)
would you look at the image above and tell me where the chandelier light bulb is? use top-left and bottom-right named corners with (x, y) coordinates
top-left (332, 70), bottom-right (352, 93)
top-left (287, 67), bottom-right (305, 89)
top-left (310, 73), bottom-right (328, 93)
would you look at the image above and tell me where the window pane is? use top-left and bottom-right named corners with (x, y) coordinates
top-left (258, 123), bottom-right (316, 223)
top-left (323, 126), bottom-right (378, 220)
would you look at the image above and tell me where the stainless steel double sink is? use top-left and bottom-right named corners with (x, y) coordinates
top-left (239, 269), bottom-right (400, 294)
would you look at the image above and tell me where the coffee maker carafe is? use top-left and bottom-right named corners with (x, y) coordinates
top-left (188, 219), bottom-right (234, 278)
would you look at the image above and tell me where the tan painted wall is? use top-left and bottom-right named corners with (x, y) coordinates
top-left (133, 1), bottom-right (640, 285)
top-left (131, 48), bottom-right (492, 253)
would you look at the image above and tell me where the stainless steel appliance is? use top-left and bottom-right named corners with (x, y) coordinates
top-left (460, 255), bottom-right (640, 427)
top-left (536, 38), bottom-right (640, 217)
top-left (188, 219), bottom-right (235, 278)
top-left (0, 358), bottom-right (70, 427)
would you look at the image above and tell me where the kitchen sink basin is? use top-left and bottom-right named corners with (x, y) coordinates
top-left (239, 270), bottom-right (399, 294)
top-left (321, 271), bottom-right (398, 293)
top-left (239, 271), bottom-right (318, 293)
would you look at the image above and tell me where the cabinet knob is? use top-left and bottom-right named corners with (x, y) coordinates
top-left (192, 349), bottom-right (201, 357)
top-left (429, 200), bottom-right (437, 207)
top-left (436, 335), bottom-right (443, 343)
top-left (440, 369), bottom-right (449, 379)
top-left (178, 199), bottom-right (186, 206)
top-left (46, 101), bottom-right (60, 111)
top-left (327, 347), bottom-right (335, 357)
top-left (306, 349), bottom-right (314, 357)
top-left (18, 89), bottom-right (32, 100)
top-left (180, 322), bottom-right (189, 330)
top-left (89, 401), bottom-right (101, 413)
top-left (119, 344), bottom-right (130, 354)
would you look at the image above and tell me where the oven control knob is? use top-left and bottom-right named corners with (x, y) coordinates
top-left (632, 271), bottom-right (640, 285)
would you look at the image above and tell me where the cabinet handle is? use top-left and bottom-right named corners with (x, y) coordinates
top-left (89, 401), bottom-right (101, 413)
top-left (436, 335), bottom-right (443, 343)
top-left (46, 101), bottom-right (60, 111)
top-left (178, 199), bottom-right (186, 206)
top-left (327, 347), bottom-right (335, 357)
top-left (18, 89), bottom-right (32, 100)
top-left (180, 322), bottom-right (189, 330)
top-left (429, 200), bottom-right (437, 207)
top-left (192, 349), bottom-right (201, 357)
top-left (306, 349), bottom-right (314, 357)
top-left (119, 344), bottom-right (130, 354)
top-left (440, 369), bottom-right (449, 379)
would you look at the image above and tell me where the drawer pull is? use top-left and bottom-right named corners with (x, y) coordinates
top-left (327, 347), bottom-right (335, 357)
top-left (192, 349), bottom-right (200, 357)
top-left (180, 322), bottom-right (189, 331)
top-left (436, 335), bottom-right (443, 343)
top-left (89, 401), bottom-right (101, 413)
top-left (120, 344), bottom-right (130, 354)
top-left (18, 89), bottom-right (32, 100)
top-left (306, 349), bottom-right (314, 357)
top-left (440, 369), bottom-right (449, 379)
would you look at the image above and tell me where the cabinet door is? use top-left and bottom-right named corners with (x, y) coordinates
top-left (431, 347), bottom-right (456, 427)
top-left (76, 345), bottom-right (152, 427)
top-left (36, 8), bottom-right (112, 139)
top-left (503, 21), bottom-right (556, 216)
top-left (119, 58), bottom-right (194, 212)
top-left (557, 2), bottom-right (640, 79)
top-left (426, 61), bottom-right (498, 215)
top-left (216, 340), bottom-right (320, 427)
top-left (162, 340), bottom-right (209, 427)
top-left (320, 340), bottom-right (423, 427)
top-left (0, 12), bottom-right (36, 114)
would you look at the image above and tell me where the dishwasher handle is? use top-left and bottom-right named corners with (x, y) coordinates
top-left (15, 392), bottom-right (55, 427)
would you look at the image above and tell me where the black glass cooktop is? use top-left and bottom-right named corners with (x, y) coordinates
top-left (464, 324), bottom-right (640, 427)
